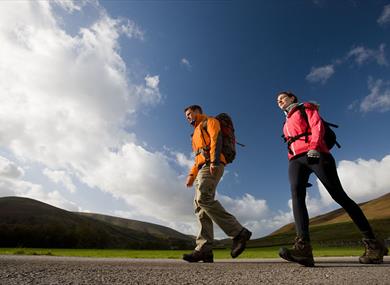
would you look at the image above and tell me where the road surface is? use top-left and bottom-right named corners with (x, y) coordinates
top-left (1, 255), bottom-right (389, 284)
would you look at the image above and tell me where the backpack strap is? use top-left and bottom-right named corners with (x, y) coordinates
top-left (298, 105), bottom-right (310, 143)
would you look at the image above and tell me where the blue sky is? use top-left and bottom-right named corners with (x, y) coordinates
top-left (0, 0), bottom-right (389, 238)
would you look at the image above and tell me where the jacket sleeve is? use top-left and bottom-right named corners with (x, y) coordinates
top-left (306, 106), bottom-right (325, 151)
top-left (206, 118), bottom-right (223, 165)
top-left (188, 164), bottom-right (198, 178)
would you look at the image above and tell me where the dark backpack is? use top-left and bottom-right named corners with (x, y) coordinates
top-left (283, 105), bottom-right (341, 154)
top-left (202, 113), bottom-right (244, 164)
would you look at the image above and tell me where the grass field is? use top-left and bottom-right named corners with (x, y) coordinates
top-left (0, 246), bottom-right (365, 259)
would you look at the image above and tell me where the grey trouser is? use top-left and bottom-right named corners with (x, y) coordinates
top-left (194, 164), bottom-right (243, 251)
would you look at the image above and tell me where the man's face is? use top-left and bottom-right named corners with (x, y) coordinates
top-left (185, 108), bottom-right (199, 126)
top-left (277, 94), bottom-right (295, 110)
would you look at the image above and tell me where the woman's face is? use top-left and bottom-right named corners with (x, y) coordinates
top-left (277, 94), bottom-right (295, 110)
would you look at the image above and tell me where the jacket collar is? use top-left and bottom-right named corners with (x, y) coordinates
top-left (285, 103), bottom-right (300, 117)
top-left (194, 114), bottom-right (208, 128)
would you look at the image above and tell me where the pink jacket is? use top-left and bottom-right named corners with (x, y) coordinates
top-left (283, 103), bottom-right (329, 160)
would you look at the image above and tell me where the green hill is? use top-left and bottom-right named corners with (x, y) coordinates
top-left (0, 196), bottom-right (194, 249)
top-left (217, 192), bottom-right (390, 248)
top-left (78, 212), bottom-right (193, 243)
top-left (250, 192), bottom-right (390, 247)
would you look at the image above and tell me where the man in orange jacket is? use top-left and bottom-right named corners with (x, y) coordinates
top-left (182, 105), bottom-right (251, 263)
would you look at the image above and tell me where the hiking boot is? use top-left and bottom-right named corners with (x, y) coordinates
top-left (359, 238), bottom-right (389, 264)
top-left (231, 228), bottom-right (252, 258)
top-left (279, 237), bottom-right (314, 267)
top-left (182, 250), bottom-right (214, 263)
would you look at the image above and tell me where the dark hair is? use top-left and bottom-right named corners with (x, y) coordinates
top-left (277, 91), bottom-right (298, 103)
top-left (184, 105), bottom-right (203, 114)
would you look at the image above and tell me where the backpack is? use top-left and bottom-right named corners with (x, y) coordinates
top-left (282, 104), bottom-right (341, 154)
top-left (202, 113), bottom-right (244, 164)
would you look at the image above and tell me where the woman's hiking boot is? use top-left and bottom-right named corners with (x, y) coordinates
top-left (231, 228), bottom-right (252, 258)
top-left (279, 237), bottom-right (314, 267)
top-left (182, 250), bottom-right (214, 263)
top-left (359, 238), bottom-right (389, 264)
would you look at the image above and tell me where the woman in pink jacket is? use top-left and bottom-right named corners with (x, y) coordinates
top-left (277, 91), bottom-right (388, 267)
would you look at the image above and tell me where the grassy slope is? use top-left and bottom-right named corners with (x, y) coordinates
top-left (0, 197), bottom-right (193, 249)
top-left (78, 213), bottom-right (193, 242)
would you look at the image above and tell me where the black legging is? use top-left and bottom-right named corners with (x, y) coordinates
top-left (288, 152), bottom-right (375, 241)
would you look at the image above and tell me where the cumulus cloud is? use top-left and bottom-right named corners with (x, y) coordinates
top-left (180, 57), bottom-right (192, 70)
top-left (305, 65), bottom-right (335, 84)
top-left (0, 156), bottom-right (78, 211)
top-left (174, 152), bottom-right (193, 170)
top-left (0, 156), bottom-right (24, 179)
top-left (53, 0), bottom-right (86, 13)
top-left (119, 19), bottom-right (144, 40)
top-left (134, 75), bottom-right (161, 105)
top-left (347, 44), bottom-right (388, 66)
top-left (43, 168), bottom-right (77, 193)
top-left (306, 44), bottom-right (387, 85)
top-left (378, 4), bottom-right (390, 26)
top-left (317, 154), bottom-right (390, 206)
top-left (0, 1), bottom-right (172, 222)
top-left (0, 1), bottom-right (271, 238)
top-left (356, 77), bottom-right (390, 113)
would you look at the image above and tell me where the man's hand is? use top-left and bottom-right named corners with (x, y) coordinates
top-left (186, 175), bottom-right (195, 188)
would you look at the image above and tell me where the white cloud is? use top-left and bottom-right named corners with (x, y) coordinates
top-left (0, 156), bottom-right (78, 211)
top-left (347, 44), bottom-right (388, 66)
top-left (135, 75), bottom-right (161, 105)
top-left (219, 193), bottom-right (269, 222)
top-left (0, 156), bottom-right (24, 179)
top-left (119, 19), bottom-right (144, 40)
top-left (53, 0), bottom-right (86, 13)
top-left (305, 65), bottom-right (335, 84)
top-left (145, 75), bottom-right (159, 89)
top-left (180, 57), bottom-right (192, 70)
top-left (317, 154), bottom-right (390, 206)
top-left (378, 4), bottom-right (390, 26)
top-left (174, 152), bottom-right (193, 170)
top-left (306, 44), bottom-right (388, 85)
top-left (43, 168), bottom-right (77, 193)
top-left (357, 77), bottom-right (390, 113)
top-left (0, 1), bottom-right (170, 222)
top-left (215, 193), bottom-right (296, 238)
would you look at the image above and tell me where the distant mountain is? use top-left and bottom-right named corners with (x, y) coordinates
top-left (78, 212), bottom-right (194, 244)
top-left (217, 192), bottom-right (390, 248)
top-left (0, 196), bottom-right (194, 249)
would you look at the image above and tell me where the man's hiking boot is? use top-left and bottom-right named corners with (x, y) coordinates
top-left (359, 238), bottom-right (389, 264)
top-left (183, 250), bottom-right (214, 263)
top-left (231, 228), bottom-right (252, 258)
top-left (279, 237), bottom-right (314, 267)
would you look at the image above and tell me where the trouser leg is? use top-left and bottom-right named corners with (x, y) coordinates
top-left (194, 164), bottom-right (243, 251)
top-left (194, 203), bottom-right (214, 251)
top-left (311, 153), bottom-right (375, 239)
top-left (288, 157), bottom-right (312, 241)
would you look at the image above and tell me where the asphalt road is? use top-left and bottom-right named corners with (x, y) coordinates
top-left (1, 255), bottom-right (389, 285)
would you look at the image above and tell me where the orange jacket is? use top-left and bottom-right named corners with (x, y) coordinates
top-left (188, 114), bottom-right (226, 179)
